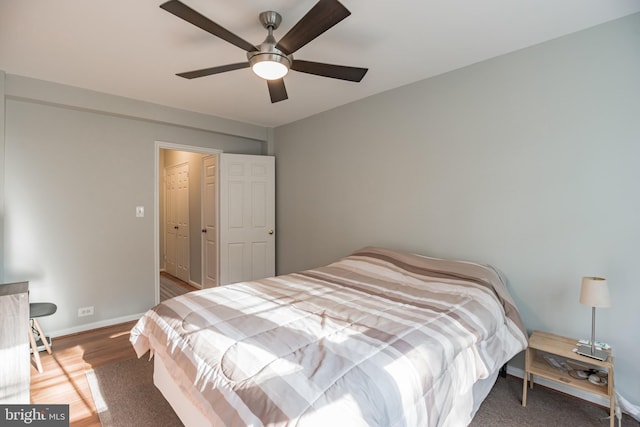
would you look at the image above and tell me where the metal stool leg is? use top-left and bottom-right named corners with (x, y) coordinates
top-left (28, 302), bottom-right (57, 373)
top-left (32, 319), bottom-right (52, 355)
top-left (28, 320), bottom-right (43, 373)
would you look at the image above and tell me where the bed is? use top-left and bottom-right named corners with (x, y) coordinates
top-left (130, 246), bottom-right (528, 426)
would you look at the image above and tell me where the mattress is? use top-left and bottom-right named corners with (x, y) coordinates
top-left (131, 246), bottom-right (528, 426)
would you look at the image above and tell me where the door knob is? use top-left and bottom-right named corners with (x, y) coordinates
top-left (268, 229), bottom-right (274, 235)
top-left (174, 226), bottom-right (179, 230)
top-left (201, 229), bottom-right (207, 233)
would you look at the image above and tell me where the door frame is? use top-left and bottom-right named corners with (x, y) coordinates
top-left (154, 141), bottom-right (221, 304)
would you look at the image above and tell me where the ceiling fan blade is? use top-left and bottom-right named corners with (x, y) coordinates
top-left (176, 62), bottom-right (249, 79)
top-left (275, 0), bottom-right (350, 55)
top-left (291, 60), bottom-right (368, 82)
top-left (160, 0), bottom-right (257, 53)
top-left (267, 79), bottom-right (288, 103)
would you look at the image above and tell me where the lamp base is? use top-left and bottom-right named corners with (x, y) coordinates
top-left (576, 343), bottom-right (609, 361)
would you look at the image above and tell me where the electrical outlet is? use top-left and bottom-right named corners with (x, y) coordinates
top-left (78, 306), bottom-right (94, 317)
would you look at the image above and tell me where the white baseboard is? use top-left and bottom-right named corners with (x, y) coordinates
top-left (49, 312), bottom-right (146, 339)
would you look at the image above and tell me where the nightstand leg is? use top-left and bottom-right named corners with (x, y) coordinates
top-left (610, 396), bottom-right (614, 427)
top-left (522, 346), bottom-right (530, 407)
top-left (522, 372), bottom-right (528, 407)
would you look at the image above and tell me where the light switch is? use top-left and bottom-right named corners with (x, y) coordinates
top-left (136, 206), bottom-right (144, 218)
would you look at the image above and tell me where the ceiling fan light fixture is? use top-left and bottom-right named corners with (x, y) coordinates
top-left (250, 53), bottom-right (290, 80)
top-left (162, 0), bottom-right (368, 102)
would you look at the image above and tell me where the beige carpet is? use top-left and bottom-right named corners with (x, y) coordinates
top-left (86, 357), bottom-right (183, 427)
top-left (86, 358), bottom-right (639, 426)
top-left (471, 375), bottom-right (639, 427)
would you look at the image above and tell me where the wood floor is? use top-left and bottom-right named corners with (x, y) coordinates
top-left (29, 274), bottom-right (195, 426)
top-left (160, 271), bottom-right (198, 292)
top-left (160, 271), bottom-right (199, 301)
top-left (29, 320), bottom-right (138, 427)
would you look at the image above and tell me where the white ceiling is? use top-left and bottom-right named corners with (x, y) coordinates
top-left (1, 1), bottom-right (639, 128)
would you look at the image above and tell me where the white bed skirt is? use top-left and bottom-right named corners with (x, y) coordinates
top-left (154, 354), bottom-right (212, 427)
top-left (152, 352), bottom-right (500, 427)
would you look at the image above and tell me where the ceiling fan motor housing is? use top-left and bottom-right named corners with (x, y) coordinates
top-left (247, 47), bottom-right (292, 71)
top-left (247, 11), bottom-right (292, 77)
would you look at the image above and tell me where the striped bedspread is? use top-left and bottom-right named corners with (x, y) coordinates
top-left (130, 247), bottom-right (527, 427)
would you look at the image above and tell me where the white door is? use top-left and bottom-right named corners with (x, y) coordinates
top-left (165, 166), bottom-right (178, 277)
top-left (219, 154), bottom-right (275, 285)
top-left (202, 155), bottom-right (217, 288)
top-left (166, 163), bottom-right (190, 282)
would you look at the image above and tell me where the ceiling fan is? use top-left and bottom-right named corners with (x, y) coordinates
top-left (160, 0), bottom-right (368, 103)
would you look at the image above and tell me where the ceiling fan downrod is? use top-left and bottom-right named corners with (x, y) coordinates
top-left (248, 11), bottom-right (292, 80)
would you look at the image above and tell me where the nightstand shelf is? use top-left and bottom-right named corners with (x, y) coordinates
top-left (523, 330), bottom-right (614, 427)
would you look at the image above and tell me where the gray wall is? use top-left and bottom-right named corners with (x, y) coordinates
top-left (274, 14), bottom-right (640, 405)
top-left (1, 75), bottom-right (266, 335)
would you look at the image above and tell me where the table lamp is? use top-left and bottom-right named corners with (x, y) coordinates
top-left (577, 276), bottom-right (610, 361)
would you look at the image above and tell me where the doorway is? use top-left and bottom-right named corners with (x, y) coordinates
top-left (155, 142), bottom-right (221, 304)
top-left (154, 143), bottom-right (276, 305)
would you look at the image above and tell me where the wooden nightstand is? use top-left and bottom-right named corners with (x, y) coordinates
top-left (522, 330), bottom-right (615, 427)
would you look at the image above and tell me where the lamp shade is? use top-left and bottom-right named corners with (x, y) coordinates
top-left (579, 277), bottom-right (611, 308)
